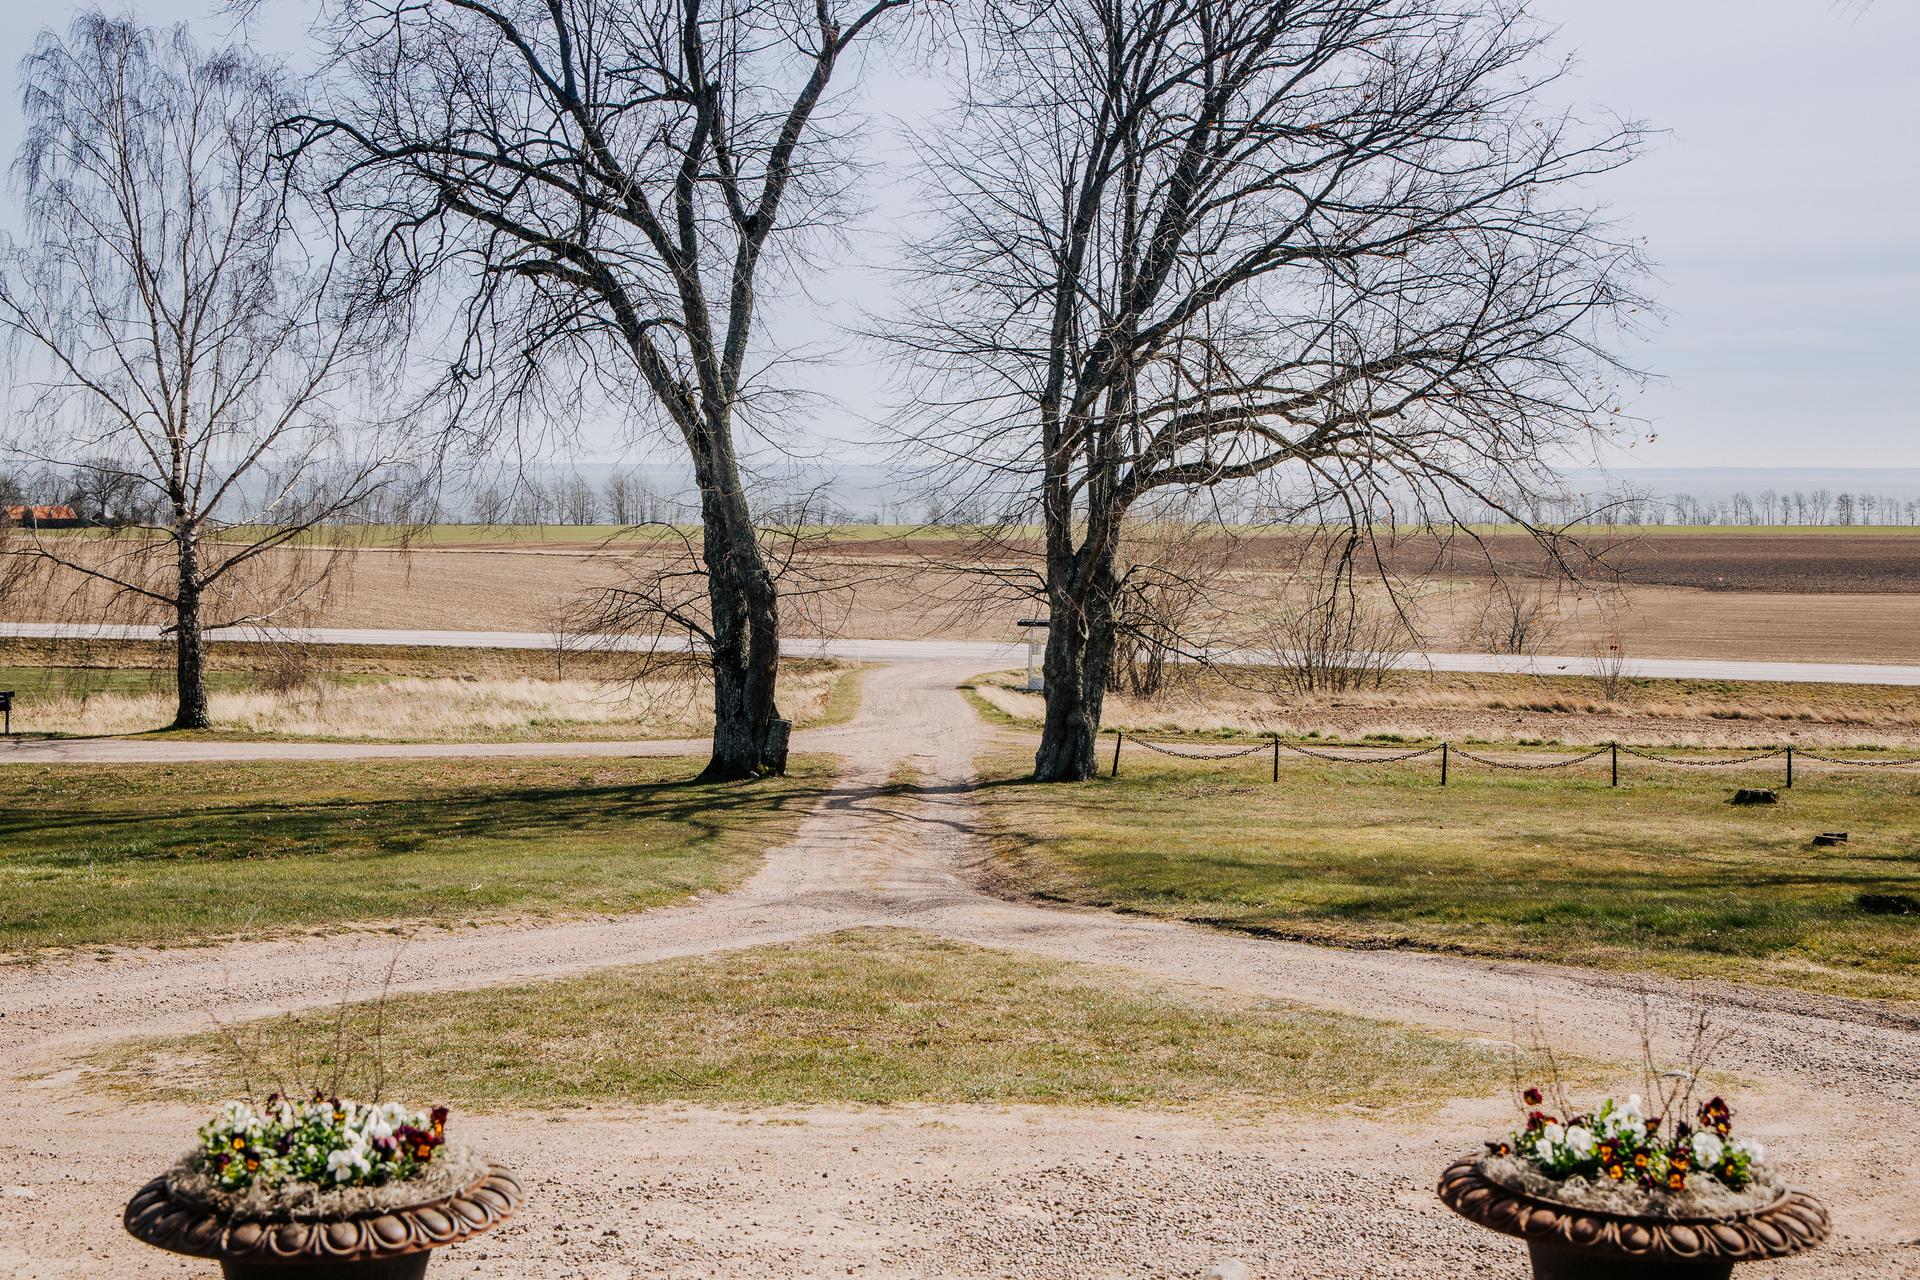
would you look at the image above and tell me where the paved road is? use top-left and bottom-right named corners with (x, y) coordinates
top-left (5, 620), bottom-right (1918, 685)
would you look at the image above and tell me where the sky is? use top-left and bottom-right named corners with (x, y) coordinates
top-left (0, 1), bottom-right (1913, 473)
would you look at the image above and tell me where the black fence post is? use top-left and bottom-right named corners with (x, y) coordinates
top-left (1110, 732), bottom-right (1123, 778)
top-left (1440, 741), bottom-right (1448, 787)
top-left (1272, 736), bottom-right (1280, 783)
top-left (1611, 741), bottom-right (1619, 788)
top-left (1785, 745), bottom-right (1793, 789)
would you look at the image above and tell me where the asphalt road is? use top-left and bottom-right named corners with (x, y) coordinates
top-left (3, 620), bottom-right (1918, 685)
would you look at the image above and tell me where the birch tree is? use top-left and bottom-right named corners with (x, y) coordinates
top-left (0, 14), bottom-right (399, 729)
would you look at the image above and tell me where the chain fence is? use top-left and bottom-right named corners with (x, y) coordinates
top-left (1125, 737), bottom-right (1272, 761)
top-left (1448, 745), bottom-right (1612, 771)
top-left (1105, 730), bottom-right (1920, 788)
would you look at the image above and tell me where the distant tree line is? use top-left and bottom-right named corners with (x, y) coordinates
top-left (1437, 489), bottom-right (1920, 527)
top-left (463, 472), bottom-right (681, 527)
top-left (16, 460), bottom-right (1915, 531)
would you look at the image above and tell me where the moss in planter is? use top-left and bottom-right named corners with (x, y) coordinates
top-left (1479, 1152), bottom-right (1783, 1219)
top-left (164, 1144), bottom-right (491, 1222)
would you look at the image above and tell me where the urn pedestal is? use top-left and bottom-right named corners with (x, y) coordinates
top-left (124, 1164), bottom-right (522, 1278)
top-left (1437, 1156), bottom-right (1829, 1279)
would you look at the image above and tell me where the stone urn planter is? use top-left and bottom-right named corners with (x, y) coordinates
top-left (124, 1162), bottom-right (522, 1279)
top-left (1437, 1156), bottom-right (1829, 1279)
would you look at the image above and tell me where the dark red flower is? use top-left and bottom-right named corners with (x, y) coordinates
top-left (1522, 1088), bottom-right (1543, 1106)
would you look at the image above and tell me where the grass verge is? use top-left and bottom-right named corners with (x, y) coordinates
top-left (969, 667), bottom-right (1920, 749)
top-left (974, 749), bottom-right (1920, 1001)
top-left (0, 755), bottom-right (828, 953)
top-left (0, 641), bottom-right (857, 742)
top-left (89, 928), bottom-right (1509, 1112)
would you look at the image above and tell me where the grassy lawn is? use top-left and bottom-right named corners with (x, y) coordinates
top-left (0, 756), bottom-right (828, 953)
top-left (91, 928), bottom-right (1509, 1113)
top-left (976, 750), bottom-right (1920, 1001)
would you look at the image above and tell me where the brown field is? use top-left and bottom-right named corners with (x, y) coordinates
top-left (4, 527), bottom-right (1917, 664)
top-left (1366, 530), bottom-right (1920, 594)
top-left (811, 527), bottom-right (1920, 592)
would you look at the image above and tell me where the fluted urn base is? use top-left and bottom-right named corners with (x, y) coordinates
top-left (125, 1164), bottom-right (522, 1277)
top-left (1437, 1156), bottom-right (1828, 1279)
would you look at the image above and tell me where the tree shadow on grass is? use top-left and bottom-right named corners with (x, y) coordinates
top-left (6, 774), bottom-right (820, 869)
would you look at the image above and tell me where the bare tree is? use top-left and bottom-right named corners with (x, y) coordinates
top-left (286, 0), bottom-right (909, 779)
top-left (470, 486), bottom-right (509, 524)
top-left (1462, 579), bottom-right (1564, 656)
top-left (1590, 614), bottom-right (1632, 704)
top-left (560, 473), bottom-right (603, 526)
top-left (605, 471), bottom-right (637, 526)
top-left (896, 0), bottom-right (1647, 779)
top-left (572, 490), bottom-right (859, 748)
top-left (1107, 501), bottom-right (1236, 698)
top-left (1246, 529), bottom-right (1412, 696)
top-left (0, 15), bottom-right (400, 729)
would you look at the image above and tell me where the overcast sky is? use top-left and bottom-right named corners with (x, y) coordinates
top-left (0, 1), bottom-right (1913, 472)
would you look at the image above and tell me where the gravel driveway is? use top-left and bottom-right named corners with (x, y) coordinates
top-left (2, 661), bottom-right (1914, 1277)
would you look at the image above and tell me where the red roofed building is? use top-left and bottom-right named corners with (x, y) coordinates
top-left (4, 504), bottom-right (81, 526)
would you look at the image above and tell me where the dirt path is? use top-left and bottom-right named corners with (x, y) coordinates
top-left (2, 662), bottom-right (1915, 1278)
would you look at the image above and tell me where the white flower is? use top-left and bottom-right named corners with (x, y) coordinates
top-left (1692, 1132), bottom-right (1726, 1166)
top-left (326, 1149), bottom-right (359, 1184)
top-left (1732, 1138), bottom-right (1765, 1163)
top-left (1564, 1125), bottom-right (1595, 1158)
top-left (1541, 1122), bottom-right (1566, 1148)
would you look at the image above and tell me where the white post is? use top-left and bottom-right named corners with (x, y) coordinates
top-left (1019, 618), bottom-right (1048, 692)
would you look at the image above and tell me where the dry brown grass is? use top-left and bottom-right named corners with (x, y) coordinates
top-left (17, 663), bottom-right (852, 741)
top-left (972, 667), bottom-right (1920, 750)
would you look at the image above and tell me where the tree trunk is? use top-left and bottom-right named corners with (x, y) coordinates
top-left (172, 529), bottom-right (210, 731)
top-left (1033, 558), bottom-right (1119, 782)
top-left (696, 472), bottom-right (782, 781)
